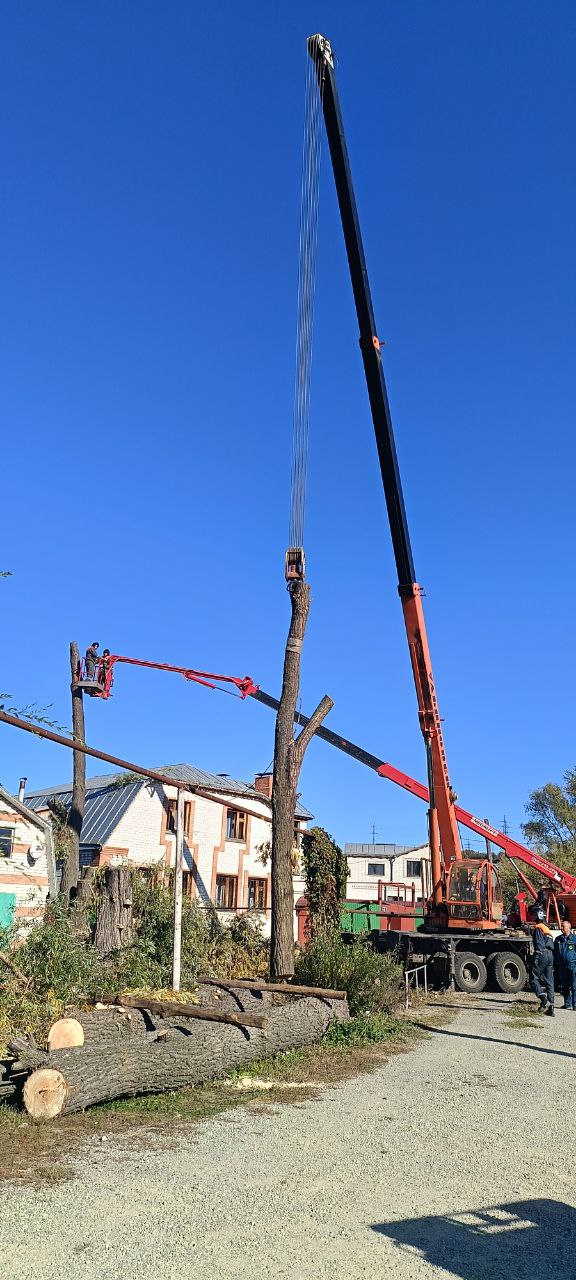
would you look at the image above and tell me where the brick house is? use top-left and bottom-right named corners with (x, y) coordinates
top-left (24, 765), bottom-right (311, 935)
top-left (0, 783), bottom-right (56, 933)
top-left (344, 842), bottom-right (431, 903)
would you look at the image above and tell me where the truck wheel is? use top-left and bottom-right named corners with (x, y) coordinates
top-left (492, 951), bottom-right (527, 994)
top-left (454, 952), bottom-right (487, 994)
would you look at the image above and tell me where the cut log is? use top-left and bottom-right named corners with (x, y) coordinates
top-left (101, 992), bottom-right (265, 1030)
top-left (48, 1017), bottom-right (85, 1050)
top-left (18, 995), bottom-right (349, 1118)
top-left (23, 1068), bottom-right (68, 1120)
top-left (198, 976), bottom-right (347, 1000)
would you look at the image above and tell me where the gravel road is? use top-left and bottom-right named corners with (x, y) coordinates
top-left (2, 992), bottom-right (576, 1280)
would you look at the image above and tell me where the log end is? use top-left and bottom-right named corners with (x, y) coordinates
top-left (48, 1018), bottom-right (85, 1051)
top-left (23, 1068), bottom-right (68, 1119)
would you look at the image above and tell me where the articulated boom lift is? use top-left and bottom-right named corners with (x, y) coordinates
top-left (308, 34), bottom-right (501, 932)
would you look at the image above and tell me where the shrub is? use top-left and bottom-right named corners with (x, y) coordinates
top-left (295, 930), bottom-right (402, 1016)
top-left (301, 826), bottom-right (348, 938)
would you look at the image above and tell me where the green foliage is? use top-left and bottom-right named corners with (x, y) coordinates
top-left (295, 930), bottom-right (402, 1016)
top-left (0, 877), bottom-right (270, 1052)
top-left (301, 826), bottom-right (348, 938)
top-left (522, 770), bottom-right (576, 873)
top-left (323, 1012), bottom-right (406, 1045)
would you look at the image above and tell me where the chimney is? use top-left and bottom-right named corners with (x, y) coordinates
top-left (254, 773), bottom-right (273, 800)
top-left (18, 777), bottom-right (27, 803)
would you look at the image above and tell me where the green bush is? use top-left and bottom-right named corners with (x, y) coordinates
top-left (295, 930), bottom-right (402, 1016)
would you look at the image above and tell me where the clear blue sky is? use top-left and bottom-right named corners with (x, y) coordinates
top-left (1, 2), bottom-right (575, 851)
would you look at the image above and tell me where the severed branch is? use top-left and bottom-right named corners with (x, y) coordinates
top-left (292, 694), bottom-right (334, 767)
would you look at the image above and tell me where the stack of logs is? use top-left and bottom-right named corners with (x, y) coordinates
top-left (1, 978), bottom-right (349, 1119)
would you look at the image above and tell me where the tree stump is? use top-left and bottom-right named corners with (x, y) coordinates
top-left (94, 867), bottom-right (133, 956)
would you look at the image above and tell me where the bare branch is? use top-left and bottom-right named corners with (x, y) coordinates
top-left (292, 694), bottom-right (334, 768)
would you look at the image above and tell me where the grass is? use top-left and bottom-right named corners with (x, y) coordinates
top-left (0, 1012), bottom-right (421, 1189)
top-left (503, 1000), bottom-right (544, 1030)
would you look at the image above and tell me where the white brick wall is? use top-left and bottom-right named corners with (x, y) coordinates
top-left (346, 844), bottom-right (430, 902)
top-left (0, 805), bottom-right (52, 935)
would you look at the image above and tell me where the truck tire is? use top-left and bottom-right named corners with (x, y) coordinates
top-left (492, 951), bottom-right (527, 994)
top-left (454, 952), bottom-right (487, 994)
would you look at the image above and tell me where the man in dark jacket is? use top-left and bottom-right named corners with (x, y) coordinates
top-left (530, 912), bottom-right (555, 1016)
top-left (84, 642), bottom-right (99, 680)
top-left (554, 919), bottom-right (576, 1010)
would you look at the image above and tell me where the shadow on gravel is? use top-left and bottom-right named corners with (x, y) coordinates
top-left (412, 1023), bottom-right (576, 1060)
top-left (372, 1199), bottom-right (576, 1280)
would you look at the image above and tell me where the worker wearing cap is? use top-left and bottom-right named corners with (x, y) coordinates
top-left (554, 919), bottom-right (576, 1010)
top-left (84, 641), bottom-right (99, 681)
top-left (530, 911), bottom-right (555, 1016)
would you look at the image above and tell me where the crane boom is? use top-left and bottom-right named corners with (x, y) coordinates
top-left (308, 35), bottom-right (462, 897)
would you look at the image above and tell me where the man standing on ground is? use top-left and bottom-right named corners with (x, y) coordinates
top-left (530, 910), bottom-right (555, 1017)
top-left (554, 918), bottom-right (576, 1010)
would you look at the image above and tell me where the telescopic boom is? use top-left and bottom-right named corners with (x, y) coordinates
top-left (308, 34), bottom-right (462, 901)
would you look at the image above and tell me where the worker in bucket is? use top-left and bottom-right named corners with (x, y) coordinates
top-left (530, 910), bottom-right (555, 1016)
top-left (554, 918), bottom-right (576, 1010)
top-left (84, 641), bottom-right (99, 681)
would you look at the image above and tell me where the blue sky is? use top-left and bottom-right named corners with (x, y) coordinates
top-left (1, 2), bottom-right (575, 851)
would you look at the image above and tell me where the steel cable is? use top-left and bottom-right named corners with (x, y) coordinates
top-left (288, 49), bottom-right (324, 552)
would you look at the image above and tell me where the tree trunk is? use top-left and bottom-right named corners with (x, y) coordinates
top-left (17, 995), bottom-right (349, 1117)
top-left (94, 867), bottom-right (133, 957)
top-left (61, 641), bottom-right (84, 898)
top-left (271, 580), bottom-right (333, 980)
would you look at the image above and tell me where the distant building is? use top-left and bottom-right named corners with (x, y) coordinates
top-left (24, 765), bottom-right (311, 937)
top-left (0, 784), bottom-right (56, 933)
top-left (344, 842), bottom-right (431, 903)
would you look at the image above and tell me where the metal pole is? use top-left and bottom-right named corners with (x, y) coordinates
top-left (172, 788), bottom-right (185, 992)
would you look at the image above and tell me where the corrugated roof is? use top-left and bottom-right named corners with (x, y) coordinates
top-left (26, 781), bottom-right (141, 847)
top-left (24, 762), bottom-right (312, 841)
top-left (344, 842), bottom-right (427, 858)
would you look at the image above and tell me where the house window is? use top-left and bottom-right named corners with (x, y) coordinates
top-left (247, 877), bottom-right (267, 911)
top-left (406, 860), bottom-right (422, 877)
top-left (216, 874), bottom-right (238, 910)
top-left (165, 800), bottom-right (177, 834)
top-left (226, 809), bottom-right (247, 841)
top-left (0, 827), bottom-right (15, 858)
top-left (182, 870), bottom-right (195, 899)
top-left (184, 802), bottom-right (193, 838)
top-left (368, 862), bottom-right (386, 876)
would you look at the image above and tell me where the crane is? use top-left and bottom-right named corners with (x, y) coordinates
top-left (306, 33), bottom-right (507, 934)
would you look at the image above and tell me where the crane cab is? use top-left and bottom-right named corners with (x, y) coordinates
top-left (442, 859), bottom-right (504, 931)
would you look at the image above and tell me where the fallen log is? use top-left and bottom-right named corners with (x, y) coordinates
top-left (0, 950), bottom-right (31, 987)
top-left (17, 995), bottom-right (348, 1118)
top-left (198, 976), bottom-right (347, 1000)
top-left (100, 993), bottom-right (265, 1030)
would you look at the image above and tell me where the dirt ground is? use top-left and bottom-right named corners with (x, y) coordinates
top-left (2, 991), bottom-right (575, 1280)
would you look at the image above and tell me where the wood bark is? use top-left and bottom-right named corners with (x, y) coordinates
top-left (94, 867), bottom-right (133, 957)
top-left (271, 579), bottom-right (333, 980)
top-left (17, 995), bottom-right (349, 1117)
top-left (99, 993), bottom-right (265, 1030)
top-left (61, 641), bottom-right (85, 898)
top-left (198, 976), bottom-right (346, 999)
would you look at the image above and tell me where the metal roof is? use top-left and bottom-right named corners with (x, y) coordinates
top-left (24, 763), bottom-right (312, 846)
top-left (344, 842), bottom-right (427, 858)
top-left (25, 781), bottom-right (141, 848)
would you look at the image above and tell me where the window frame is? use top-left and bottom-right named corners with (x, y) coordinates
top-left (247, 877), bottom-right (267, 911)
top-left (215, 874), bottom-right (238, 910)
top-left (367, 862), bottom-right (386, 876)
top-left (406, 859), bottom-right (423, 878)
top-left (0, 826), bottom-right (15, 858)
top-left (226, 809), bottom-right (247, 842)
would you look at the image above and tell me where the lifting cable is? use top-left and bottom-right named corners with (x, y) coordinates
top-left (288, 46), bottom-right (324, 558)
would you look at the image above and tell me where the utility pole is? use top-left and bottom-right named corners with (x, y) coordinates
top-left (172, 788), bottom-right (185, 992)
top-left (61, 641), bottom-right (85, 898)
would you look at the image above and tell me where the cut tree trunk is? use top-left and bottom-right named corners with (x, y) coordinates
top-left (61, 641), bottom-right (85, 898)
top-left (94, 867), bottom-right (133, 957)
top-left (17, 995), bottom-right (348, 1118)
top-left (271, 579), bottom-right (333, 980)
